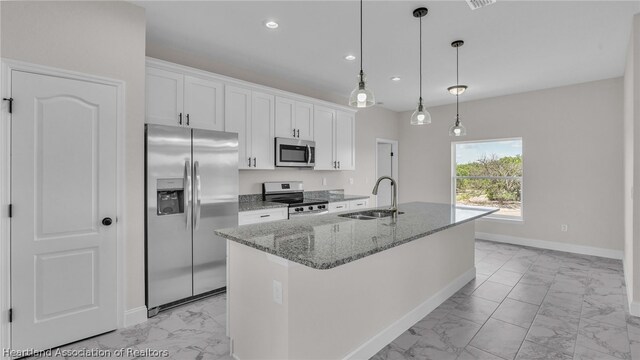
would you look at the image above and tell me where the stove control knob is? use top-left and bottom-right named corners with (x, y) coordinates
top-left (308, 206), bottom-right (313, 210)
top-left (319, 205), bottom-right (325, 209)
top-left (296, 207), bottom-right (302, 212)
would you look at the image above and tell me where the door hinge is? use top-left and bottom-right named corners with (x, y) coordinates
top-left (3, 98), bottom-right (13, 114)
top-left (8, 204), bottom-right (11, 218)
top-left (8, 308), bottom-right (12, 323)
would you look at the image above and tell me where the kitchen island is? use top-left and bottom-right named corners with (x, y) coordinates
top-left (215, 202), bottom-right (497, 360)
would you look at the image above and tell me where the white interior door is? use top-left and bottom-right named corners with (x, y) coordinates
top-left (10, 70), bottom-right (118, 351)
top-left (377, 143), bottom-right (393, 207)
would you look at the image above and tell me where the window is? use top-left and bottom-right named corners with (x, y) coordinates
top-left (452, 138), bottom-right (523, 220)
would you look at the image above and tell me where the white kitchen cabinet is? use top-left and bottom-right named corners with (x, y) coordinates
top-left (251, 91), bottom-right (275, 170)
top-left (335, 111), bottom-right (355, 170)
top-left (146, 66), bottom-right (224, 131)
top-left (313, 105), bottom-right (336, 170)
top-left (238, 207), bottom-right (288, 225)
top-left (275, 97), bottom-right (314, 141)
top-left (328, 201), bottom-right (349, 213)
top-left (146, 67), bottom-right (183, 127)
top-left (349, 198), bottom-right (369, 209)
top-left (313, 106), bottom-right (356, 171)
top-left (225, 86), bottom-right (275, 170)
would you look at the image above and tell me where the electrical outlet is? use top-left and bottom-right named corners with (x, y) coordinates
top-left (349, 178), bottom-right (354, 185)
top-left (322, 177), bottom-right (327, 186)
top-left (561, 224), bottom-right (568, 232)
top-left (272, 280), bottom-right (282, 304)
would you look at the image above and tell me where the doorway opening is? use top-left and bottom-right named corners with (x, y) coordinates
top-left (375, 139), bottom-right (399, 207)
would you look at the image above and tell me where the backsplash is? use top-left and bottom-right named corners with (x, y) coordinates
top-left (239, 189), bottom-right (345, 202)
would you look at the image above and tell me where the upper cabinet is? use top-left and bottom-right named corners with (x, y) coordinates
top-left (225, 86), bottom-right (274, 170)
top-left (313, 106), bottom-right (355, 171)
top-left (146, 58), bottom-right (355, 171)
top-left (275, 96), bottom-right (314, 141)
top-left (146, 66), bottom-right (223, 131)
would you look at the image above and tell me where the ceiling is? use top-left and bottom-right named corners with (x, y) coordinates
top-left (137, 1), bottom-right (639, 112)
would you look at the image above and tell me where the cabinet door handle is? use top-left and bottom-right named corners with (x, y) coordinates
top-left (293, 129), bottom-right (296, 137)
top-left (186, 113), bottom-right (190, 126)
top-left (179, 113), bottom-right (183, 125)
top-left (336, 205), bottom-right (344, 209)
top-left (253, 157), bottom-right (256, 167)
top-left (296, 129), bottom-right (300, 138)
top-left (260, 214), bottom-right (270, 218)
top-left (333, 161), bottom-right (336, 169)
top-left (248, 157), bottom-right (252, 167)
top-left (338, 161), bottom-right (341, 169)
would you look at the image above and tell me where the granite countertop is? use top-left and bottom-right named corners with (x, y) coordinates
top-left (239, 201), bottom-right (287, 212)
top-left (216, 202), bottom-right (498, 270)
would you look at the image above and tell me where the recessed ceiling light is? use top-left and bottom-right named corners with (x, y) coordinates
top-left (345, 55), bottom-right (356, 61)
top-left (265, 20), bottom-right (279, 29)
top-left (390, 76), bottom-right (401, 81)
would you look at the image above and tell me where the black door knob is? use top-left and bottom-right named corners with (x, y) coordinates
top-left (102, 217), bottom-right (113, 226)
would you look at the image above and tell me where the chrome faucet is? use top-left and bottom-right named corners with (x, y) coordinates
top-left (372, 176), bottom-right (398, 221)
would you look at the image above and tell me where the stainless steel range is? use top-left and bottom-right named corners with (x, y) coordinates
top-left (263, 181), bottom-right (328, 218)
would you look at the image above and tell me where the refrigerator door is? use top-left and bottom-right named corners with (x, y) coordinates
top-left (146, 125), bottom-right (193, 308)
top-left (192, 129), bottom-right (239, 295)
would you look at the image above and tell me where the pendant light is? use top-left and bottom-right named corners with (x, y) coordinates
top-left (449, 40), bottom-right (467, 137)
top-left (410, 7), bottom-right (431, 125)
top-left (349, 0), bottom-right (375, 108)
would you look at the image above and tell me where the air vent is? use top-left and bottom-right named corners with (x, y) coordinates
top-left (466, 0), bottom-right (496, 10)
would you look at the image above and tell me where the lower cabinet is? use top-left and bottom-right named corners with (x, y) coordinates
top-left (238, 207), bottom-right (288, 226)
top-left (327, 199), bottom-right (370, 213)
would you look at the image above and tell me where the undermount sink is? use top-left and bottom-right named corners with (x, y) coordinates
top-left (338, 209), bottom-right (405, 220)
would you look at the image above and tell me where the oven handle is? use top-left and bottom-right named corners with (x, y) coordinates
top-left (289, 209), bottom-right (329, 217)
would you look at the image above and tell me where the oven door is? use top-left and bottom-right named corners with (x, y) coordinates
top-left (275, 138), bottom-right (315, 168)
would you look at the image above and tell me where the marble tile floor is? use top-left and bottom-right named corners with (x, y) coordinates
top-left (373, 240), bottom-right (638, 360)
top-left (31, 240), bottom-right (637, 360)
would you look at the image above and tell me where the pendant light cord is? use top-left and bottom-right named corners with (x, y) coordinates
top-left (419, 15), bottom-right (422, 100)
top-left (360, 0), bottom-right (363, 73)
top-left (456, 45), bottom-right (460, 125)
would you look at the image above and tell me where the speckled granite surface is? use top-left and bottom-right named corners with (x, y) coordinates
top-left (238, 189), bottom-right (368, 212)
top-left (216, 202), bottom-right (498, 270)
top-left (238, 201), bottom-right (287, 212)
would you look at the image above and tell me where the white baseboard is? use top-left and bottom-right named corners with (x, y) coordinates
top-left (476, 232), bottom-right (623, 260)
top-left (123, 306), bottom-right (148, 328)
top-left (342, 267), bottom-right (476, 360)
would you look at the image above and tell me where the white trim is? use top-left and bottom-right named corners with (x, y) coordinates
top-left (623, 261), bottom-right (640, 316)
top-left (0, 59), bottom-right (131, 356)
top-left (375, 138), bottom-right (399, 207)
top-left (476, 232), bottom-right (623, 260)
top-left (123, 306), bottom-right (148, 328)
top-left (146, 57), bottom-right (357, 114)
top-left (342, 267), bottom-right (476, 360)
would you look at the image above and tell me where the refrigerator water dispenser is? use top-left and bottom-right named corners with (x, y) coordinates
top-left (157, 178), bottom-right (184, 215)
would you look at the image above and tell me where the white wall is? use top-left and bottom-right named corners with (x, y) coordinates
top-left (624, 14), bottom-right (640, 313)
top-left (146, 44), bottom-right (401, 200)
top-left (1, 1), bottom-right (147, 310)
top-left (399, 78), bottom-right (624, 252)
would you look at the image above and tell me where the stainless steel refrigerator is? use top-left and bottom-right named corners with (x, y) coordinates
top-left (145, 124), bottom-right (238, 316)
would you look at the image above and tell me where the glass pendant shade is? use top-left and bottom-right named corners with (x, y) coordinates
top-left (449, 119), bottom-right (467, 137)
top-left (410, 102), bottom-right (431, 125)
top-left (349, 72), bottom-right (375, 108)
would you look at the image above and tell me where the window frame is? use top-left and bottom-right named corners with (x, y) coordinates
top-left (451, 137), bottom-right (524, 222)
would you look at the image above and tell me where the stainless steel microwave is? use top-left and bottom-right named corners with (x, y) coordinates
top-left (275, 137), bottom-right (315, 168)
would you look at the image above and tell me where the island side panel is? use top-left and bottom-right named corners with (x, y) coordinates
top-left (228, 241), bottom-right (290, 359)
top-left (288, 221), bottom-right (476, 360)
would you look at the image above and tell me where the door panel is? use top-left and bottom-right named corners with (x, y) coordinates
top-left (146, 67), bottom-right (183, 127)
top-left (275, 96), bottom-right (295, 138)
top-left (225, 86), bottom-right (251, 169)
top-left (335, 111), bottom-right (355, 170)
top-left (145, 125), bottom-right (193, 308)
top-left (295, 101), bottom-right (314, 141)
top-left (313, 106), bottom-right (335, 170)
top-left (184, 76), bottom-right (224, 131)
top-left (251, 91), bottom-right (275, 170)
top-left (11, 70), bottom-right (117, 351)
top-left (192, 129), bottom-right (239, 294)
